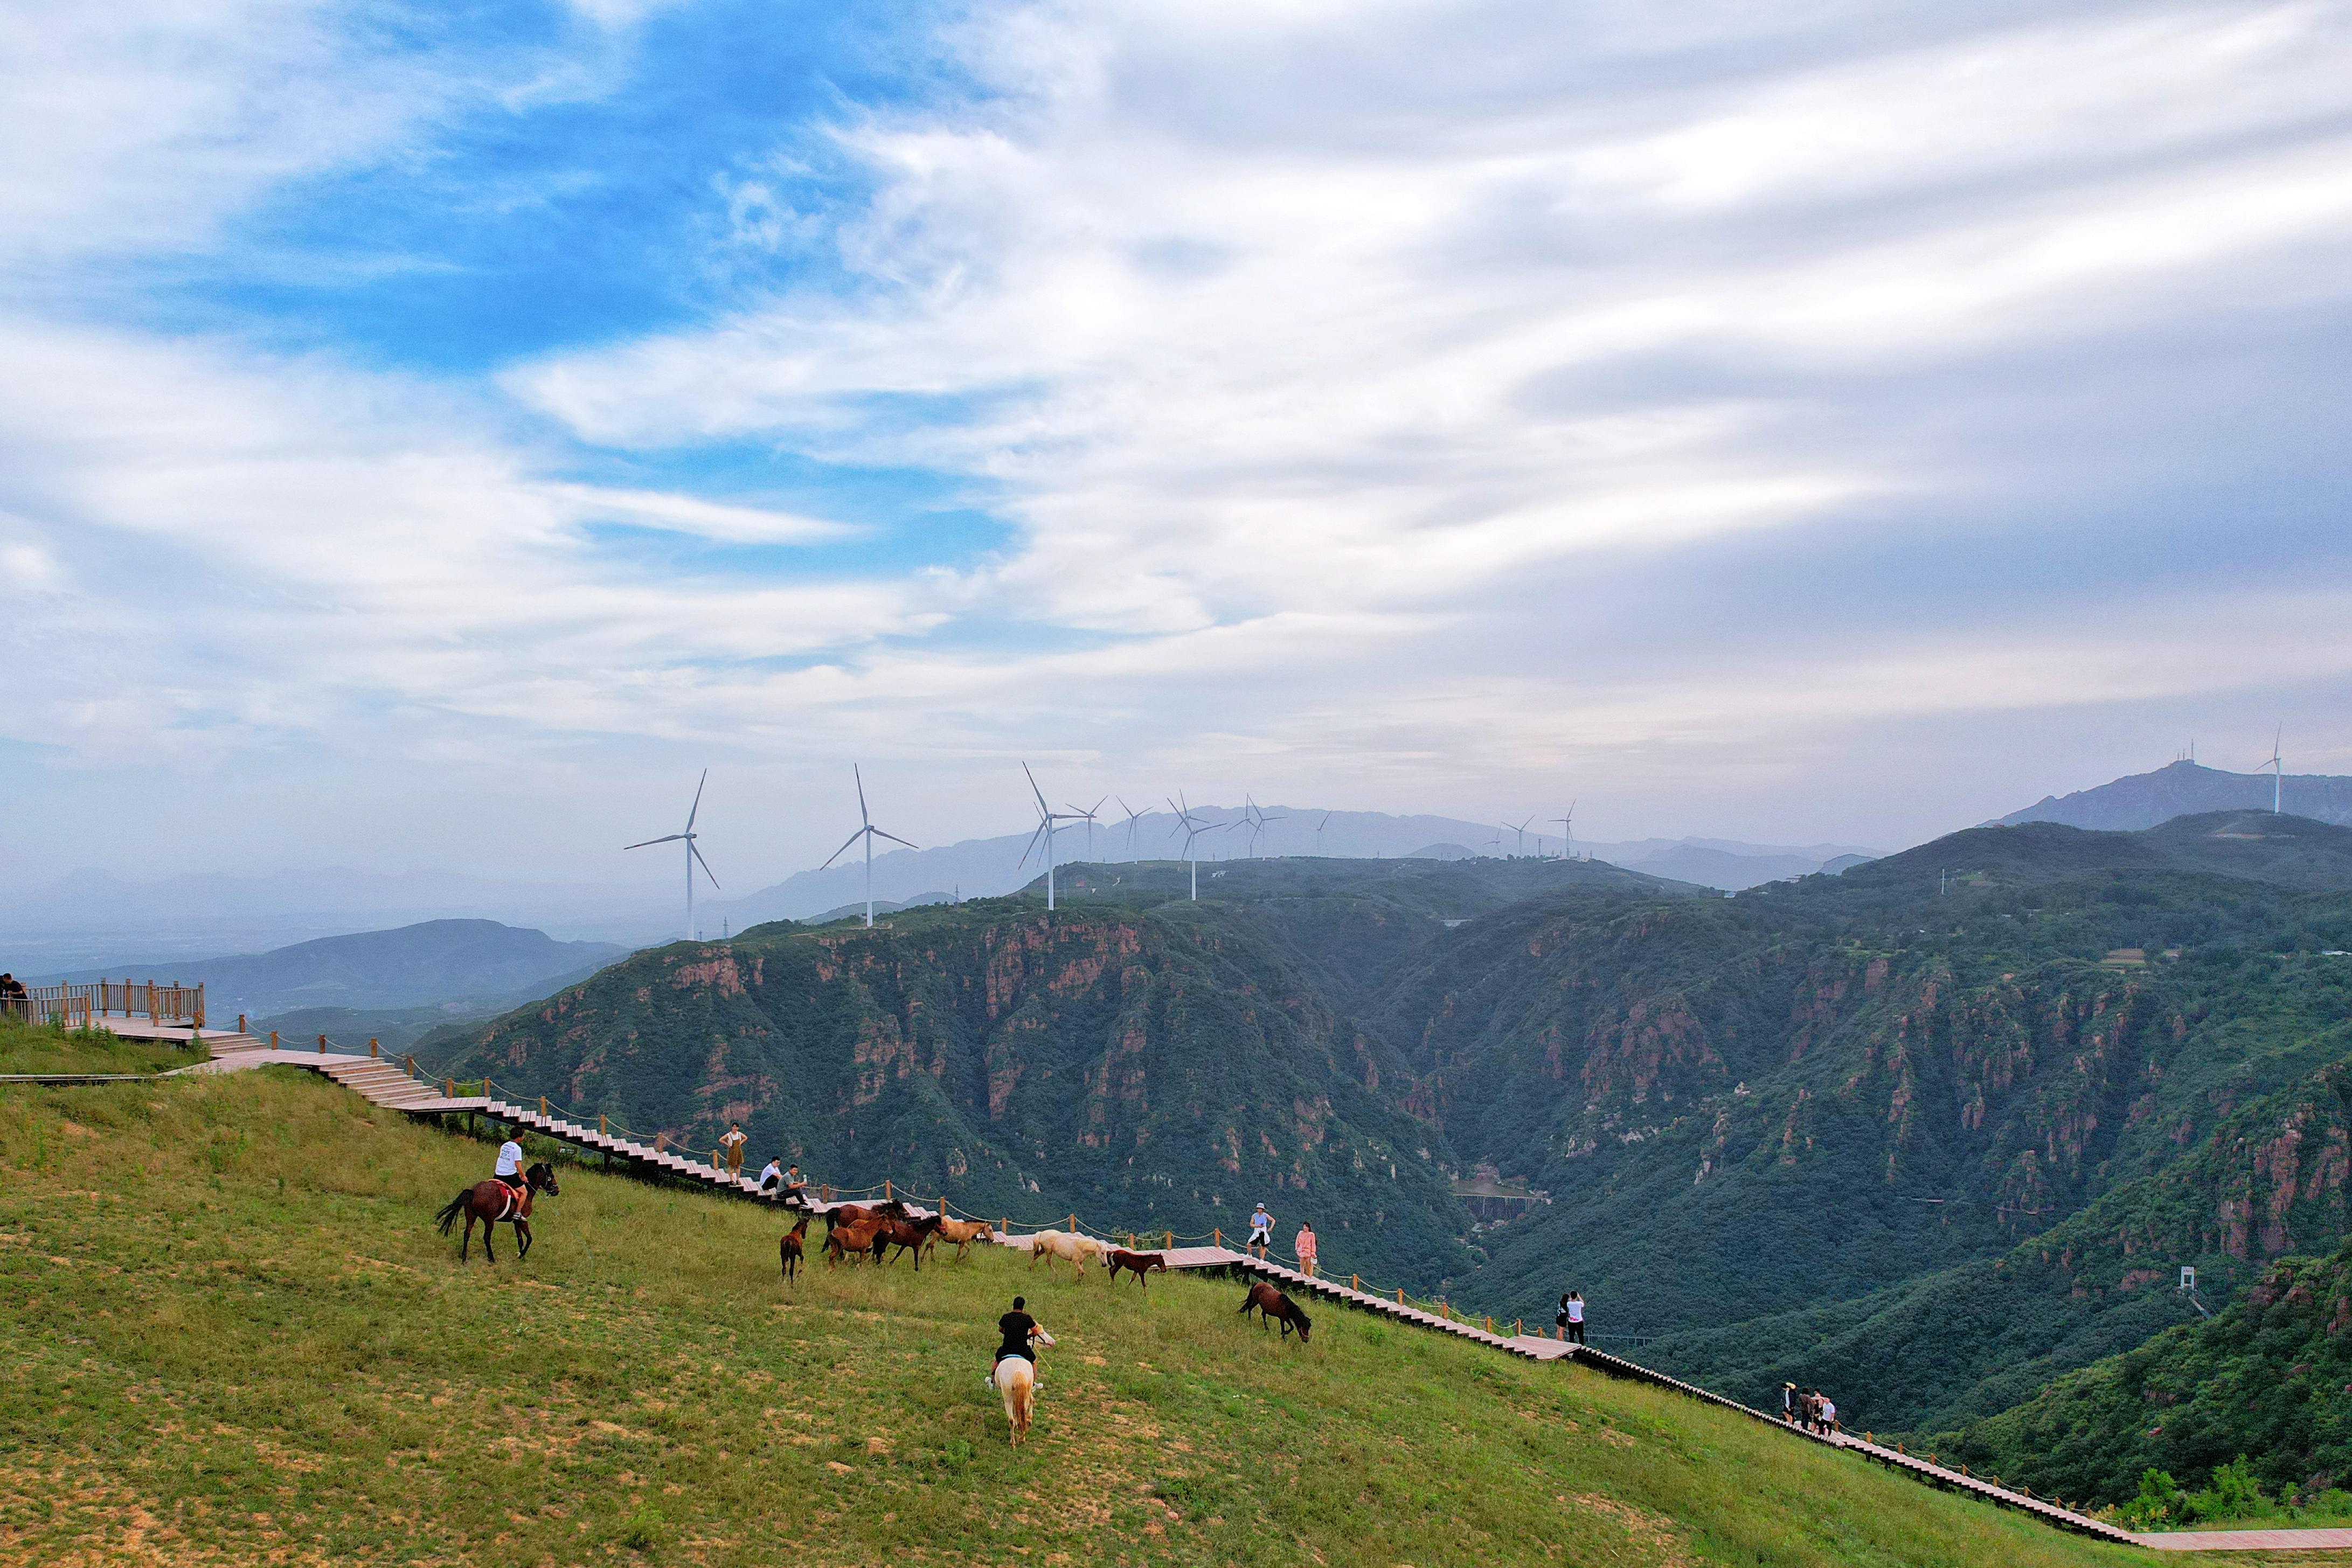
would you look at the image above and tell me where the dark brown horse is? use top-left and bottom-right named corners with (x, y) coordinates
top-left (780, 1213), bottom-right (810, 1283)
top-left (876, 1212), bottom-right (944, 1268)
top-left (822, 1198), bottom-right (907, 1237)
top-left (1106, 1249), bottom-right (1167, 1287)
top-left (1238, 1279), bottom-right (1312, 1342)
top-left (434, 1162), bottom-right (559, 1263)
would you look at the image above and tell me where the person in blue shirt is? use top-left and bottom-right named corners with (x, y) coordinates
top-left (1248, 1203), bottom-right (1274, 1260)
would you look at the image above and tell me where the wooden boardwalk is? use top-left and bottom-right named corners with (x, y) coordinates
top-left (62, 1021), bottom-right (2331, 1549)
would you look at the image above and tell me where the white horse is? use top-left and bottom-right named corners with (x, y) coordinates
top-left (1026, 1229), bottom-right (1107, 1279)
top-left (995, 1327), bottom-right (1056, 1445)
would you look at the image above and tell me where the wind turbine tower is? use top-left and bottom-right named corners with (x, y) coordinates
top-left (2266, 727), bottom-right (2285, 813)
top-left (1066, 795), bottom-right (1107, 861)
top-left (1315, 811), bottom-right (1332, 857)
top-left (1118, 797), bottom-right (1147, 862)
top-left (818, 765), bottom-right (919, 927)
top-left (1507, 815), bottom-right (1535, 858)
top-left (1169, 794), bottom-right (1229, 899)
top-left (1019, 764), bottom-right (1087, 911)
top-left (625, 769), bottom-right (721, 941)
top-left (1552, 802), bottom-right (1576, 861)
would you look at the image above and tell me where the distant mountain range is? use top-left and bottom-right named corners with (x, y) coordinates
top-left (1999, 759), bottom-right (2352, 831)
top-left (29, 919), bottom-right (627, 1019)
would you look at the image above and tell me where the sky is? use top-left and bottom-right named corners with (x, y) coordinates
top-left (5, 0), bottom-right (2351, 898)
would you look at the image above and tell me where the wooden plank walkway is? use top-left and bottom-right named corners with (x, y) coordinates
top-left (86, 1024), bottom-right (2319, 1549)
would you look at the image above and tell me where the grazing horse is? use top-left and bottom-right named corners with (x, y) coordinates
top-left (924, 1216), bottom-right (996, 1262)
top-left (1238, 1279), bottom-right (1313, 1342)
top-left (876, 1212), bottom-right (945, 1268)
top-left (779, 1213), bottom-right (810, 1283)
top-left (1105, 1249), bottom-right (1167, 1288)
top-left (434, 1162), bottom-right (559, 1264)
top-left (824, 1213), bottom-right (889, 1266)
top-left (995, 1327), bottom-right (1056, 1446)
top-left (1027, 1229), bottom-right (1106, 1280)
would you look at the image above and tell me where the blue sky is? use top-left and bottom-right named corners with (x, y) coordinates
top-left (5, 0), bottom-right (2352, 893)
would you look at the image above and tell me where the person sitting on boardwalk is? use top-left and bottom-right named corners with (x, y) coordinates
top-left (1293, 1221), bottom-right (1318, 1278)
top-left (1248, 1203), bottom-right (1274, 1261)
top-left (1562, 1291), bottom-right (1586, 1345)
top-left (986, 1295), bottom-right (1047, 1389)
top-left (782, 1164), bottom-right (810, 1209)
top-left (757, 1156), bottom-right (783, 1193)
top-left (721, 1122), bottom-right (748, 1181)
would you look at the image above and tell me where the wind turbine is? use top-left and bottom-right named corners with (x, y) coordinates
top-left (1066, 795), bottom-right (1108, 861)
top-left (1239, 795), bottom-right (1286, 858)
top-left (1315, 811), bottom-right (1332, 857)
top-left (626, 770), bottom-right (721, 941)
top-left (1169, 793), bottom-right (1230, 899)
top-left (818, 765), bottom-right (918, 928)
top-left (2265, 727), bottom-right (2285, 813)
top-left (1552, 801), bottom-right (1577, 860)
top-left (1118, 797), bottom-right (1147, 862)
top-left (1019, 763), bottom-right (1087, 910)
top-left (1505, 815), bottom-right (1535, 858)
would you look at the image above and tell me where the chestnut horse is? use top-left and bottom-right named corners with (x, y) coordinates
top-left (824, 1213), bottom-right (889, 1265)
top-left (779, 1213), bottom-right (810, 1283)
top-left (434, 1162), bottom-right (559, 1264)
top-left (1238, 1279), bottom-right (1312, 1342)
top-left (1106, 1249), bottom-right (1167, 1288)
top-left (876, 1212), bottom-right (945, 1268)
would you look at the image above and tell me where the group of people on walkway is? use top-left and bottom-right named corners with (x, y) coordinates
top-left (1783, 1384), bottom-right (1840, 1433)
top-left (1245, 1203), bottom-right (1319, 1276)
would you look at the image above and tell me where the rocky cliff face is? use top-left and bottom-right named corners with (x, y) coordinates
top-left (439, 900), bottom-right (1474, 1287)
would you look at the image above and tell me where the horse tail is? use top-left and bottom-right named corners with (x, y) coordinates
top-left (434, 1189), bottom-right (471, 1235)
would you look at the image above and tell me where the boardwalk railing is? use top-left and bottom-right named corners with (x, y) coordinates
top-left (13, 980), bottom-right (204, 1029)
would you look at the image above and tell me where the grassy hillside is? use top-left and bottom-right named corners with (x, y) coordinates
top-left (0, 1046), bottom-right (2149, 1566)
top-left (0, 1022), bottom-right (206, 1075)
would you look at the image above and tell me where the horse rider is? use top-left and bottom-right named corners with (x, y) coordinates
top-left (986, 1295), bottom-right (1047, 1389)
top-left (493, 1132), bottom-right (528, 1209)
top-left (1248, 1202), bottom-right (1274, 1261)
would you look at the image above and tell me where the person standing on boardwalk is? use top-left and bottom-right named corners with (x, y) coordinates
top-left (1293, 1221), bottom-right (1318, 1277)
top-left (1781, 1382), bottom-right (1798, 1423)
top-left (1819, 1394), bottom-right (1838, 1435)
top-left (720, 1122), bottom-right (748, 1180)
top-left (1248, 1203), bottom-right (1274, 1261)
top-left (1563, 1291), bottom-right (1586, 1345)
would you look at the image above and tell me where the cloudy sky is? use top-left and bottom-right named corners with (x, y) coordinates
top-left (5, 0), bottom-right (2350, 891)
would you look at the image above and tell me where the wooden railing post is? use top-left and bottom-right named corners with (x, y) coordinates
top-left (599, 1114), bottom-right (607, 1136)
top-left (1068, 1213), bottom-right (1077, 1234)
top-left (369, 1038), bottom-right (378, 1058)
top-left (1164, 1230), bottom-right (1172, 1249)
top-left (884, 1180), bottom-right (892, 1203)
top-left (317, 1033), bottom-right (327, 1053)
top-left (238, 1014), bottom-right (247, 1035)
top-left (539, 1095), bottom-right (547, 1118)
top-left (445, 1078), bottom-right (454, 1098)
top-left (1396, 1287), bottom-right (1403, 1304)
top-left (269, 1030), bottom-right (279, 1049)
top-left (404, 1053), bottom-right (414, 1077)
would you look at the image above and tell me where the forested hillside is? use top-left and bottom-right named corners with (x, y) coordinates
top-left (430, 814), bottom-right (2352, 1467)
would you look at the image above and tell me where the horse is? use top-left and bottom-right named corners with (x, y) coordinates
top-left (1105, 1249), bottom-right (1166, 1288)
top-left (1027, 1229), bottom-right (1106, 1280)
top-left (779, 1213), bottom-right (810, 1283)
top-left (876, 1212), bottom-right (945, 1268)
top-left (434, 1162), bottom-right (559, 1264)
top-left (924, 1216), bottom-right (996, 1262)
top-left (824, 1213), bottom-right (889, 1266)
top-left (822, 1198), bottom-right (906, 1237)
top-left (1238, 1279), bottom-right (1312, 1342)
top-left (994, 1327), bottom-right (1056, 1446)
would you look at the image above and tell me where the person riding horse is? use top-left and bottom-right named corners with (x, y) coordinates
top-left (494, 1134), bottom-right (528, 1202)
top-left (987, 1295), bottom-right (1048, 1388)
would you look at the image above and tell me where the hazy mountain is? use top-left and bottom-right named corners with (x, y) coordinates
top-left (1999, 758), bottom-right (2352, 831)
top-left (32, 919), bottom-right (628, 1018)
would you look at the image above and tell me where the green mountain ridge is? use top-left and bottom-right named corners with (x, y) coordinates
top-left (424, 814), bottom-right (2352, 1480)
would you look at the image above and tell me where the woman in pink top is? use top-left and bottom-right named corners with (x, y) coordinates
top-left (1293, 1222), bottom-right (1318, 1277)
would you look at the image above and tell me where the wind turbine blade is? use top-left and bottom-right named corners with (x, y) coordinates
top-left (871, 828), bottom-right (918, 850)
top-left (1023, 761), bottom-right (1053, 816)
top-left (625, 834), bottom-right (686, 850)
top-left (855, 764), bottom-right (871, 828)
top-left (817, 827), bottom-right (868, 871)
top-left (686, 768), bottom-right (707, 832)
top-left (690, 841), bottom-right (721, 890)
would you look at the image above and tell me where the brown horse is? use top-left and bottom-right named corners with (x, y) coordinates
top-left (1106, 1249), bottom-right (1167, 1287)
top-left (1238, 1279), bottom-right (1312, 1342)
top-left (824, 1213), bottom-right (889, 1265)
top-left (876, 1212), bottom-right (944, 1268)
top-left (780, 1213), bottom-right (810, 1283)
top-left (822, 1198), bottom-right (907, 1237)
top-left (434, 1162), bottom-right (559, 1263)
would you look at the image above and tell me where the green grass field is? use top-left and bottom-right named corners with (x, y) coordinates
top-left (0, 1025), bottom-right (2210, 1565)
top-left (0, 1022), bottom-right (206, 1076)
